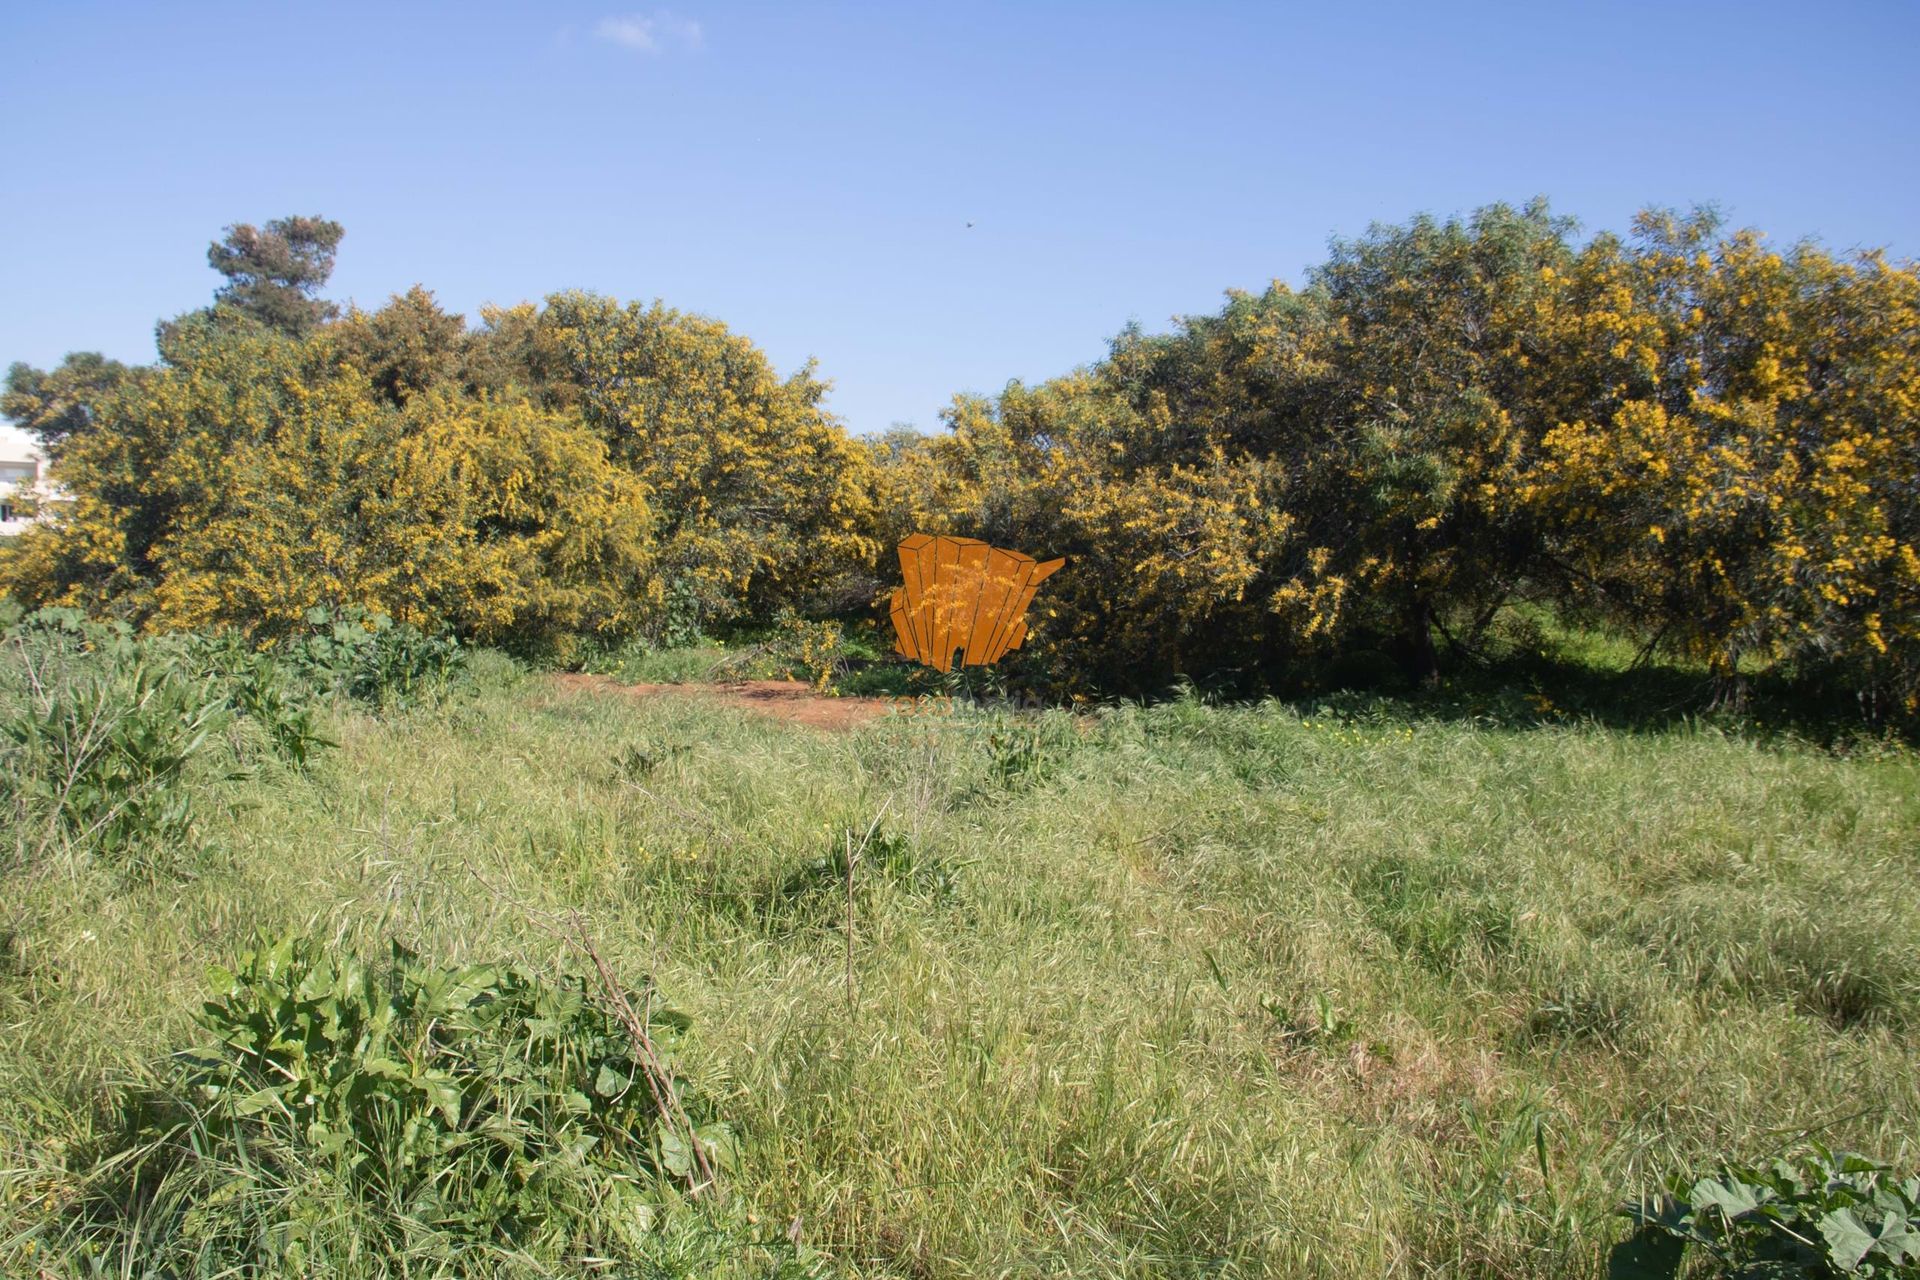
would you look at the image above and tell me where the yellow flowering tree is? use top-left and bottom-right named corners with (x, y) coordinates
top-left (883, 202), bottom-right (1578, 692)
top-left (6, 204), bottom-right (1914, 716)
top-left (888, 202), bottom-right (1919, 715)
top-left (921, 378), bottom-right (1294, 692)
top-left (1270, 200), bottom-right (1574, 677)
top-left (1524, 209), bottom-right (1920, 711)
top-left (3, 318), bottom-right (656, 652)
top-left (538, 292), bottom-right (879, 629)
top-left (152, 392), bottom-right (654, 650)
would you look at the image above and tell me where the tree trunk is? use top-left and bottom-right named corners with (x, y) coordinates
top-left (1403, 597), bottom-right (1439, 686)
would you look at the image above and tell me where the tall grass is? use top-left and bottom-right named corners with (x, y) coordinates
top-left (2, 661), bottom-right (1915, 1275)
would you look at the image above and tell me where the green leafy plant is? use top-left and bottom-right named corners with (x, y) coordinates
top-left (280, 604), bottom-right (468, 707)
top-left (0, 608), bottom-right (346, 878)
top-left (779, 825), bottom-right (955, 904)
top-left (654, 577), bottom-right (711, 650)
top-left (1612, 1145), bottom-right (1920, 1279)
top-left (0, 614), bottom-right (231, 871)
top-left (66, 933), bottom-right (735, 1272)
top-left (1262, 990), bottom-right (1358, 1049)
top-left (180, 631), bottom-right (333, 767)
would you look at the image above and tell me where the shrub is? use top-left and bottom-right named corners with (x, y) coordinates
top-left (0, 611), bottom-right (230, 874)
top-left (278, 604), bottom-right (468, 708)
top-left (1, 321), bottom-right (659, 653)
top-left (178, 630), bottom-right (332, 766)
top-left (711, 610), bottom-right (850, 691)
top-left (1611, 1145), bottom-right (1920, 1278)
top-left (57, 934), bottom-right (737, 1273)
top-left (768, 612), bottom-right (848, 692)
top-left (540, 291), bottom-right (879, 631)
top-left (872, 204), bottom-right (1920, 714)
top-left (0, 609), bottom-right (337, 877)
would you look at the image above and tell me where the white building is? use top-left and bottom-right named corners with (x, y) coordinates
top-left (0, 423), bottom-right (47, 536)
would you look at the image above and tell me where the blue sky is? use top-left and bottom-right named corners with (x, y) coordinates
top-left (3, 1), bottom-right (1916, 435)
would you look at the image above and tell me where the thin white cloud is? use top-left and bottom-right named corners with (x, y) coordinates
top-left (593, 12), bottom-right (703, 54)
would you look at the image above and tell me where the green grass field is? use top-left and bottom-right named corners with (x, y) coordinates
top-left (3, 662), bottom-right (1917, 1277)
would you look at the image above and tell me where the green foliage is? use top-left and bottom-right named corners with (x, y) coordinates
top-left (1, 610), bottom-right (226, 876)
top-left (1, 350), bottom-right (128, 453)
top-left (0, 635), bottom-right (224, 871)
top-left (182, 631), bottom-right (333, 766)
top-left (1523, 209), bottom-right (1920, 719)
top-left (206, 215), bottom-right (345, 336)
top-left (0, 608), bottom-right (342, 881)
top-left (1612, 1146), bottom-right (1920, 1278)
top-left (279, 605), bottom-right (469, 709)
top-left (50, 933), bottom-right (737, 1273)
top-left (875, 200), bottom-right (1920, 720)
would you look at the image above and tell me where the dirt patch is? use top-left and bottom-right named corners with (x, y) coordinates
top-left (548, 673), bottom-right (895, 731)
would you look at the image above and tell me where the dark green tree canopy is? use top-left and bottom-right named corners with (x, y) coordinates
top-left (206, 216), bottom-right (345, 335)
top-left (2, 352), bottom-right (130, 453)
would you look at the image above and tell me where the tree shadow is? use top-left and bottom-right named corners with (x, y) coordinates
top-left (1265, 648), bottom-right (1902, 750)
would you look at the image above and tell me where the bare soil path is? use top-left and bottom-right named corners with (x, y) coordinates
top-left (548, 673), bottom-right (897, 731)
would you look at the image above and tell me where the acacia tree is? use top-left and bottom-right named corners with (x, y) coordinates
top-left (538, 291), bottom-right (877, 630)
top-left (153, 387), bottom-right (654, 648)
top-left (332, 286), bottom-right (471, 405)
top-left (2, 319), bottom-right (657, 651)
top-left (891, 202), bottom-right (1581, 691)
top-left (1287, 200), bottom-right (1576, 679)
top-left (1525, 210), bottom-right (1920, 710)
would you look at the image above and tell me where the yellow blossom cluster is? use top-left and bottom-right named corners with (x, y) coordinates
top-left (868, 202), bottom-right (1919, 713)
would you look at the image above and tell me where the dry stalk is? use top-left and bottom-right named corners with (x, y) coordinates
top-left (560, 913), bottom-right (722, 1197)
top-left (464, 864), bottom-right (722, 1199)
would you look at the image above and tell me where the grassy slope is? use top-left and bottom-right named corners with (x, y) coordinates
top-left (3, 675), bottom-right (1917, 1277)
